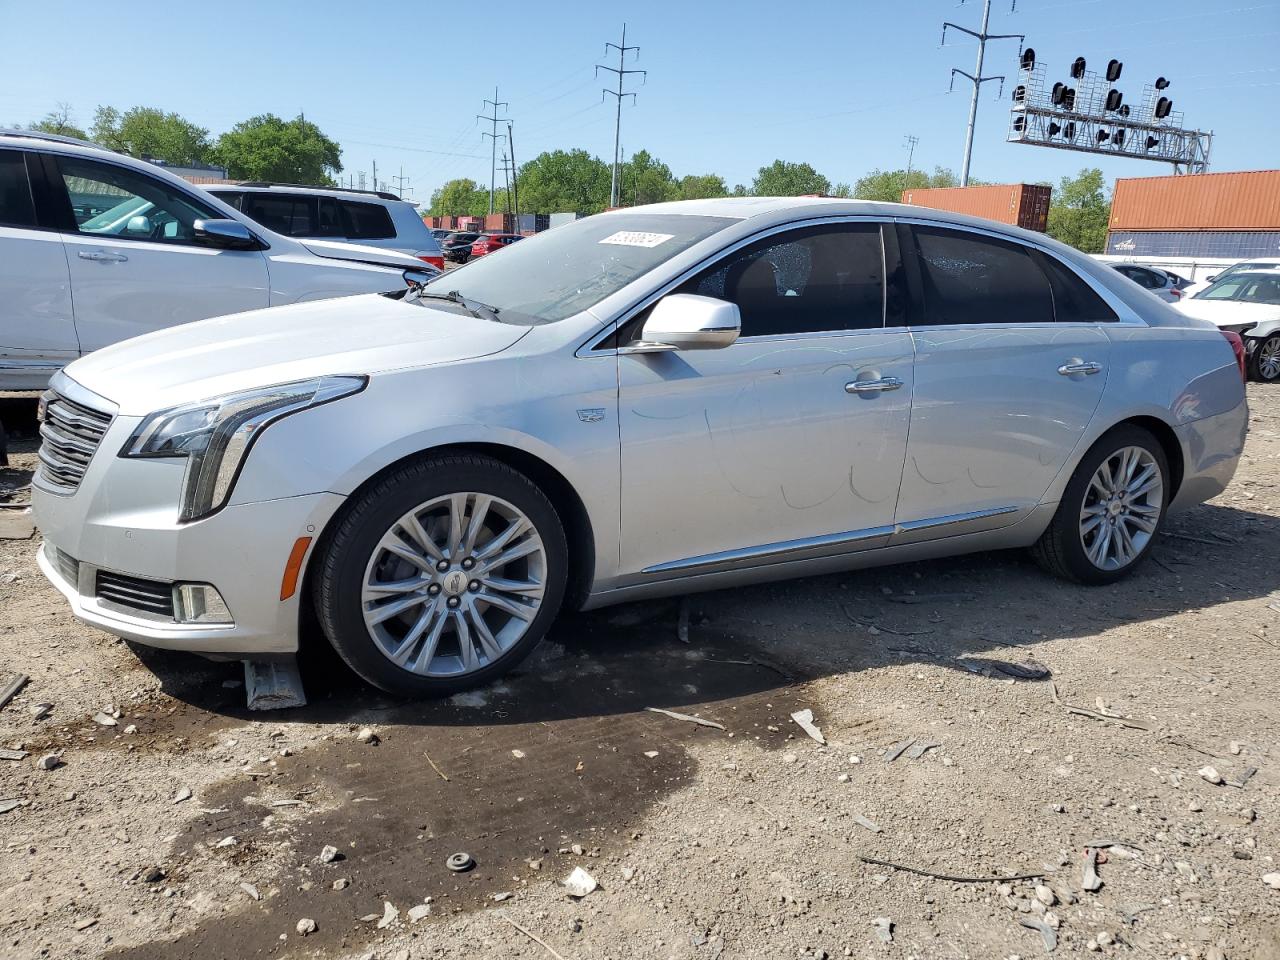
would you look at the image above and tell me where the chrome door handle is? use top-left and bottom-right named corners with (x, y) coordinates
top-left (846, 376), bottom-right (904, 394)
top-left (78, 250), bottom-right (128, 263)
top-left (1058, 361), bottom-right (1102, 376)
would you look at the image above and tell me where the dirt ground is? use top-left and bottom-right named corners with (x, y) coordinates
top-left (1, 387), bottom-right (1277, 960)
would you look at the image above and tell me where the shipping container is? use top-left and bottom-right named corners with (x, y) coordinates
top-left (548, 212), bottom-right (581, 229)
top-left (899, 183), bottom-right (1051, 231)
top-left (1109, 170), bottom-right (1280, 232)
top-left (1105, 230), bottom-right (1280, 259)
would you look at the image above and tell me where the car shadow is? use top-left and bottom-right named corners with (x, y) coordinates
top-left (129, 498), bottom-right (1278, 730)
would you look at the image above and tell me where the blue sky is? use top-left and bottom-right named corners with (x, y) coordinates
top-left (3, 0), bottom-right (1278, 204)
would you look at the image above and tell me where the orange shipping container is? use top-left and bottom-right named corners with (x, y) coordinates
top-left (1109, 170), bottom-right (1280, 231)
top-left (899, 183), bottom-right (1051, 232)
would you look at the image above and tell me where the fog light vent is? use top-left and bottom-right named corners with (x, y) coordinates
top-left (173, 584), bottom-right (234, 625)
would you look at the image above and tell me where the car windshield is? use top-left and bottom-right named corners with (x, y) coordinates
top-left (422, 213), bottom-right (736, 323)
top-left (1195, 273), bottom-right (1280, 304)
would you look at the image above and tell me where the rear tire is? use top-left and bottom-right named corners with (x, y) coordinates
top-left (1031, 425), bottom-right (1168, 585)
top-left (315, 453), bottom-right (568, 697)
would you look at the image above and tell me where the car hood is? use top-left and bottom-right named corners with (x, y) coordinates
top-left (63, 294), bottom-right (531, 416)
top-left (1174, 298), bottom-right (1280, 329)
top-left (297, 238), bottom-right (427, 271)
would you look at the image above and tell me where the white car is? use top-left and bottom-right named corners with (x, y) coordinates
top-left (1175, 269), bottom-right (1280, 381)
top-left (206, 183), bottom-right (444, 270)
top-left (32, 198), bottom-right (1246, 697)
top-left (1109, 263), bottom-right (1184, 303)
top-left (0, 130), bottom-right (436, 391)
top-left (1183, 258), bottom-right (1280, 298)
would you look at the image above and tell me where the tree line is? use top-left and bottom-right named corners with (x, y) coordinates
top-left (19, 103), bottom-right (1111, 252)
top-left (21, 102), bottom-right (342, 185)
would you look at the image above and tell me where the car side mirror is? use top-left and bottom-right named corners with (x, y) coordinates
top-left (1206, 275), bottom-right (1218, 283)
top-left (621, 294), bottom-right (741, 354)
top-left (194, 218), bottom-right (259, 250)
top-left (125, 215), bottom-right (153, 236)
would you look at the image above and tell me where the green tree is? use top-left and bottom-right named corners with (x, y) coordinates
top-left (1045, 167), bottom-right (1110, 253)
top-left (427, 178), bottom-right (490, 217)
top-left (618, 150), bottom-right (678, 206)
top-left (24, 102), bottom-right (87, 139)
top-left (677, 174), bottom-right (728, 200)
top-left (853, 166), bottom-right (959, 202)
top-left (751, 159), bottom-right (830, 197)
top-left (515, 149), bottom-right (611, 214)
top-left (212, 114), bottom-right (342, 185)
top-left (90, 106), bottom-right (212, 165)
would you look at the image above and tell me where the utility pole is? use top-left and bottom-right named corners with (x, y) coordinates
top-left (371, 159), bottom-right (378, 194)
top-left (596, 24), bottom-right (645, 209)
top-left (507, 120), bottom-right (520, 224)
top-left (477, 87), bottom-right (509, 214)
top-left (393, 166), bottom-right (411, 199)
top-left (904, 135), bottom-right (919, 179)
top-left (943, 0), bottom-right (1023, 186)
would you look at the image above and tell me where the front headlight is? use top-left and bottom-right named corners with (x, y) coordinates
top-left (122, 376), bottom-right (366, 522)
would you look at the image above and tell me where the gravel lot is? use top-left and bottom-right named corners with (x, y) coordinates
top-left (1, 387), bottom-right (1277, 960)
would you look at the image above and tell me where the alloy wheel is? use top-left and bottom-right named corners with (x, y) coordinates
top-left (361, 492), bottom-right (546, 677)
top-left (1258, 336), bottom-right (1280, 381)
top-left (1078, 445), bottom-right (1163, 571)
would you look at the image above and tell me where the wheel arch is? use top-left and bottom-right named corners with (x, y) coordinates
top-left (1109, 414), bottom-right (1185, 501)
top-left (299, 441), bottom-right (597, 651)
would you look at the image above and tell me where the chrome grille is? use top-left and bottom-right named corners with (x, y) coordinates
top-left (96, 570), bottom-right (175, 619)
top-left (38, 390), bottom-right (113, 492)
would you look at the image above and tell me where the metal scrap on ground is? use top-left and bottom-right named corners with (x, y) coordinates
top-left (644, 706), bottom-right (726, 730)
top-left (244, 658), bottom-right (307, 710)
top-left (0, 673), bottom-right (28, 711)
top-left (859, 855), bottom-right (1045, 883)
top-left (1019, 915), bottom-right (1058, 953)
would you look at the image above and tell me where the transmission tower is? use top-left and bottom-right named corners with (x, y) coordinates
top-left (596, 24), bottom-right (646, 208)
top-left (943, 0), bottom-right (1024, 186)
top-left (477, 87), bottom-right (509, 214)
top-left (904, 134), bottom-right (920, 178)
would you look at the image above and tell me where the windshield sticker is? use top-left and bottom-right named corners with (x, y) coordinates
top-left (598, 231), bottom-right (675, 248)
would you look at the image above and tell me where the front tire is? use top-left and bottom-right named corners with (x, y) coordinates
top-left (1247, 334), bottom-right (1280, 382)
top-left (315, 453), bottom-right (568, 697)
top-left (1031, 425), bottom-right (1168, 585)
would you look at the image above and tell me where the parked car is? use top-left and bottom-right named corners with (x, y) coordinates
top-left (208, 184), bottom-right (444, 270)
top-left (1175, 269), bottom-right (1280, 381)
top-left (33, 198), bottom-right (1246, 697)
top-left (1110, 263), bottom-right (1184, 302)
top-left (1183, 258), bottom-right (1280, 298)
top-left (0, 130), bottom-right (435, 391)
top-left (470, 232), bottom-right (523, 259)
top-left (429, 228), bottom-right (452, 244)
top-left (440, 231), bottom-right (482, 263)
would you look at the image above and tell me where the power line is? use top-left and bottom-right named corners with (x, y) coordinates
top-left (477, 86), bottom-right (509, 214)
top-left (943, 0), bottom-right (1024, 187)
top-left (596, 23), bottom-right (646, 208)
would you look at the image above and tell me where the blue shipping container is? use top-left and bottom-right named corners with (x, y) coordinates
top-left (1106, 231), bottom-right (1280, 258)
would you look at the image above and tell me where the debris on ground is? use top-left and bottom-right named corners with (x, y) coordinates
top-left (318, 844), bottom-right (341, 863)
top-left (243, 658), bottom-right (307, 711)
top-left (860, 856), bottom-right (1044, 883)
top-left (0, 672), bottom-right (28, 711)
top-left (0, 747), bottom-right (28, 761)
top-left (1081, 848), bottom-right (1104, 891)
top-left (563, 866), bottom-right (598, 898)
top-left (1019, 915), bottom-right (1058, 953)
top-left (872, 917), bottom-right (894, 943)
top-left (1264, 872), bottom-right (1280, 890)
top-left (446, 852), bottom-right (475, 872)
top-left (906, 740), bottom-right (940, 760)
top-left (408, 903), bottom-right (432, 923)
top-left (355, 726), bottom-right (378, 744)
top-left (173, 787), bottom-right (192, 804)
top-left (853, 814), bottom-right (882, 833)
top-left (376, 901), bottom-right (399, 929)
top-left (884, 738), bottom-right (915, 762)
top-left (790, 708), bottom-right (826, 745)
top-left (91, 712), bottom-right (117, 727)
top-left (500, 913), bottom-right (572, 960)
top-left (239, 882), bottom-right (260, 901)
top-left (295, 918), bottom-right (316, 935)
top-left (1199, 765), bottom-right (1224, 785)
top-left (644, 706), bottom-right (726, 730)
top-left (35, 753), bottom-right (61, 770)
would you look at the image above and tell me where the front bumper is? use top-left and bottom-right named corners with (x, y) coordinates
top-left (34, 482), bottom-right (345, 657)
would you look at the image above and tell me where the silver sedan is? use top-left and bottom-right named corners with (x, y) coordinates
top-left (32, 198), bottom-right (1247, 696)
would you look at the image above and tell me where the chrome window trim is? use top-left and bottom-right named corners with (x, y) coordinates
top-left (578, 214), bottom-right (896, 357)
top-left (891, 216), bottom-right (1147, 327)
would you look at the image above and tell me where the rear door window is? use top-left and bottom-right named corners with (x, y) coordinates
top-left (909, 226), bottom-right (1054, 325)
top-left (212, 191), bottom-right (245, 211)
top-left (243, 193), bottom-right (315, 236)
top-left (0, 150), bottom-right (37, 228)
top-left (1033, 251), bottom-right (1119, 323)
top-left (317, 197), bottom-right (344, 237)
top-left (340, 200), bottom-right (395, 240)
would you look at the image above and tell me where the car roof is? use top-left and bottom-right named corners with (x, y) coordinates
top-left (207, 183), bottom-right (409, 205)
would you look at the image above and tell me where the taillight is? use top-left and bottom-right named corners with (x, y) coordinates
top-left (1170, 286), bottom-right (1183, 299)
top-left (418, 254), bottom-right (444, 270)
top-left (1221, 330), bottom-right (1247, 383)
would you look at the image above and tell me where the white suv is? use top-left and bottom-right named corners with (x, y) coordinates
top-left (207, 184), bottom-right (444, 270)
top-left (0, 131), bottom-right (435, 391)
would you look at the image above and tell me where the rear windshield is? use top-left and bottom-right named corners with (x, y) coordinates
top-left (423, 213), bottom-right (736, 324)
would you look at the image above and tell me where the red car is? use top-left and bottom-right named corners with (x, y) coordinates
top-left (470, 233), bottom-right (523, 258)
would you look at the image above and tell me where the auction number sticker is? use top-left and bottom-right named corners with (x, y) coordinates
top-left (598, 231), bottom-right (674, 248)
